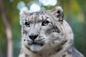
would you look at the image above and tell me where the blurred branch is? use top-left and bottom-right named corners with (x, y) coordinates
top-left (0, 0), bottom-right (13, 57)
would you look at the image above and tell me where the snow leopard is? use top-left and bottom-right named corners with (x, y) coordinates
top-left (18, 6), bottom-right (84, 57)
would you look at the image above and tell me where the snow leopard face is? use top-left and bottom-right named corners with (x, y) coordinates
top-left (20, 7), bottom-right (66, 53)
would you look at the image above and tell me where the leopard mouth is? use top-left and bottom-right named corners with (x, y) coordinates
top-left (28, 41), bottom-right (44, 46)
top-left (26, 41), bottom-right (45, 52)
top-left (32, 42), bottom-right (44, 46)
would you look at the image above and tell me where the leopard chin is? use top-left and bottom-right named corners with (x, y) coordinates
top-left (26, 41), bottom-right (45, 53)
top-left (30, 44), bottom-right (43, 52)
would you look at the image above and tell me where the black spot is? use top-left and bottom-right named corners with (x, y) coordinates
top-left (53, 26), bottom-right (60, 33)
top-left (55, 47), bottom-right (62, 52)
top-left (55, 40), bottom-right (67, 53)
top-left (62, 54), bottom-right (66, 57)
top-left (46, 26), bottom-right (61, 34)
top-left (61, 40), bottom-right (67, 45)
top-left (23, 30), bottom-right (27, 34)
top-left (24, 39), bottom-right (26, 41)
top-left (25, 54), bottom-right (29, 57)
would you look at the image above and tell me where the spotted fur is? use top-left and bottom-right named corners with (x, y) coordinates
top-left (18, 6), bottom-right (84, 57)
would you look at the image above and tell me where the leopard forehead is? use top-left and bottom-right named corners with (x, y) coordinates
top-left (21, 11), bottom-right (55, 23)
top-left (26, 12), bottom-right (53, 22)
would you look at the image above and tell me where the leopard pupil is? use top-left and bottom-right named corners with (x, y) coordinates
top-left (42, 20), bottom-right (49, 26)
top-left (25, 22), bottom-right (30, 27)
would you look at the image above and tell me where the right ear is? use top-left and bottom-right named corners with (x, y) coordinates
top-left (19, 10), bottom-right (29, 26)
top-left (17, 1), bottom-right (29, 25)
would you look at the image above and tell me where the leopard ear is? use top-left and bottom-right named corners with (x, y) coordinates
top-left (52, 6), bottom-right (64, 22)
top-left (19, 8), bottom-right (29, 26)
top-left (17, 1), bottom-right (29, 25)
top-left (19, 10), bottom-right (29, 26)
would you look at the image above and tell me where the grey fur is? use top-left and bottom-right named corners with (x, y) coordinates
top-left (18, 6), bottom-right (84, 57)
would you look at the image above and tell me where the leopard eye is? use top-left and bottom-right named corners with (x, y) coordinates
top-left (25, 22), bottom-right (30, 27)
top-left (42, 20), bottom-right (50, 26)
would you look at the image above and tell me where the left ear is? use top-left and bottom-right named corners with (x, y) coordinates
top-left (52, 6), bottom-right (64, 22)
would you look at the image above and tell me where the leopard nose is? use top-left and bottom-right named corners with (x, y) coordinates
top-left (29, 35), bottom-right (38, 40)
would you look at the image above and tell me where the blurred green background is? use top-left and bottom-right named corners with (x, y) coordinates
top-left (0, 0), bottom-right (86, 57)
